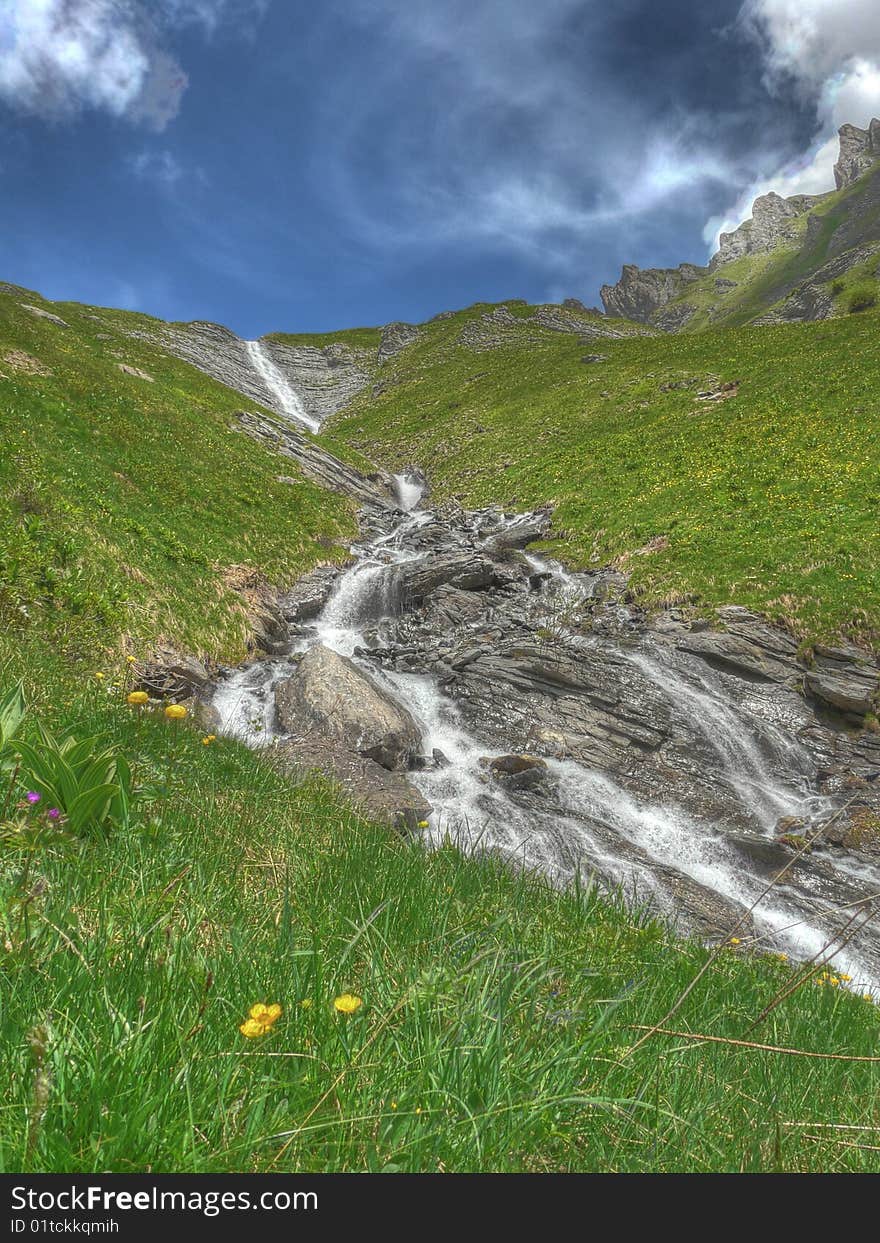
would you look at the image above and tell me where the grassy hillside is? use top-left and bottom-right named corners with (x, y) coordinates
top-left (324, 303), bottom-right (880, 648)
top-left (0, 285), bottom-right (355, 669)
top-left (2, 285), bottom-right (879, 1173)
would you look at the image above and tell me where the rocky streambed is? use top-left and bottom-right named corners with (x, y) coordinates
top-left (207, 457), bottom-right (880, 990)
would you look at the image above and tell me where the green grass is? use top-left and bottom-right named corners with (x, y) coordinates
top-left (2, 656), bottom-right (878, 1174)
top-left (325, 306), bottom-right (880, 647)
top-left (0, 288), bottom-right (355, 665)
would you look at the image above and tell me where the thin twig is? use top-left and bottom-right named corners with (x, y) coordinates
top-left (628, 1025), bottom-right (880, 1062)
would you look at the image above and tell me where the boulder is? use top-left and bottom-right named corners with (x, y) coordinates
top-left (805, 645), bottom-right (879, 718)
top-left (484, 753), bottom-right (550, 792)
top-left (274, 644), bottom-right (421, 770)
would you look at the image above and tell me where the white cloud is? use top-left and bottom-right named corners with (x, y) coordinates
top-left (707, 1), bottom-right (880, 252)
top-left (0, 0), bottom-right (267, 129)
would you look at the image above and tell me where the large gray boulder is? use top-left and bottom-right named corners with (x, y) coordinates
top-left (275, 644), bottom-right (421, 770)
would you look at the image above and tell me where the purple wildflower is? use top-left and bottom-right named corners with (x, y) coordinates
top-left (47, 808), bottom-right (61, 820)
top-left (26, 791), bottom-right (41, 805)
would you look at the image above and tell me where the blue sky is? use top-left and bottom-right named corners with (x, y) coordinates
top-left (1, 1), bottom-right (879, 337)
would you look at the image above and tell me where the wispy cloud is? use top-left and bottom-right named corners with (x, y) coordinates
top-left (315, 0), bottom-right (736, 271)
top-left (0, 0), bottom-right (268, 130)
top-left (707, 0), bottom-right (880, 249)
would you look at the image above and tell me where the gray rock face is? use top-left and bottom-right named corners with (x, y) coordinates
top-left (21, 304), bottom-right (69, 329)
top-left (756, 241), bottom-right (880, 324)
top-left (835, 119), bottom-right (880, 189)
top-left (805, 645), bottom-right (879, 719)
top-left (599, 264), bottom-right (706, 325)
top-left (236, 409), bottom-right (396, 508)
top-left (378, 322), bottom-right (421, 363)
top-left (711, 192), bottom-right (824, 270)
top-left (138, 320), bottom-right (372, 426)
top-left (275, 644), bottom-right (422, 770)
top-left (456, 303), bottom-right (634, 351)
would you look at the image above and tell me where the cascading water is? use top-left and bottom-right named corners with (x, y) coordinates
top-left (627, 650), bottom-right (821, 831)
top-left (212, 493), bottom-right (880, 992)
top-left (246, 339), bottom-right (320, 433)
top-left (392, 472), bottom-right (425, 513)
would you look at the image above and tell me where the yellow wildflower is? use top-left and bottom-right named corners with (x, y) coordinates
top-left (164, 704), bottom-right (187, 721)
top-left (126, 655), bottom-right (137, 664)
top-left (239, 1003), bottom-right (282, 1038)
top-left (728, 937), bottom-right (741, 946)
top-left (127, 690), bottom-right (149, 706)
top-left (417, 820), bottom-right (429, 828)
top-left (334, 993), bottom-right (363, 1015)
top-left (202, 734), bottom-right (216, 745)
top-left (777, 953), bottom-right (788, 962)
top-left (94, 672), bottom-right (105, 680)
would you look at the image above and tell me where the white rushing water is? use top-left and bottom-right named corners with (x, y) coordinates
top-left (246, 339), bottom-right (320, 433)
top-left (392, 472), bottom-right (425, 512)
top-left (628, 651), bottom-right (821, 832)
top-left (212, 501), bottom-right (880, 991)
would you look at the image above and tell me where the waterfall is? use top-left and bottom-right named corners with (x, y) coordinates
top-left (392, 472), bottom-right (425, 512)
top-left (628, 650), bottom-right (820, 831)
top-left (246, 339), bottom-right (320, 433)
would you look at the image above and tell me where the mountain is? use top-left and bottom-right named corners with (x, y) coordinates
top-left (601, 119), bottom-right (880, 331)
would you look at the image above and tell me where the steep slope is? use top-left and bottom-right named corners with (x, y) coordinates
top-left (601, 120), bottom-right (880, 331)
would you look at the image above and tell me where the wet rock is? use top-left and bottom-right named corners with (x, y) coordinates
top-left (275, 644), bottom-right (421, 770)
top-left (484, 753), bottom-right (550, 792)
top-left (250, 601), bottom-right (289, 655)
top-left (278, 564), bottom-right (343, 623)
top-left (805, 645), bottom-right (879, 718)
top-left (481, 510), bottom-right (552, 557)
top-left (397, 552), bottom-right (497, 601)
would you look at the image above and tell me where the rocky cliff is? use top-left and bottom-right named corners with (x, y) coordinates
top-left (835, 119), bottom-right (880, 189)
top-left (601, 119), bottom-right (880, 331)
top-left (600, 263), bottom-right (706, 325)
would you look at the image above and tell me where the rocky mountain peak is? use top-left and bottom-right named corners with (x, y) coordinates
top-left (834, 118), bottom-right (880, 189)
